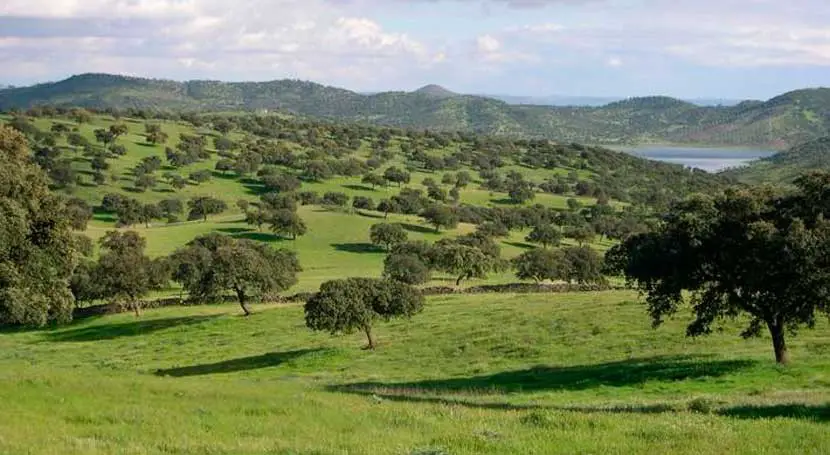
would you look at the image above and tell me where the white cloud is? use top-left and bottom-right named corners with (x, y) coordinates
top-left (477, 35), bottom-right (501, 53)
top-left (606, 56), bottom-right (622, 67)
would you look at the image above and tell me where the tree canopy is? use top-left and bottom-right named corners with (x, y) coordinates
top-left (606, 176), bottom-right (830, 364)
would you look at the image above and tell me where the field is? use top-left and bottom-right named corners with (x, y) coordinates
top-left (1, 291), bottom-right (828, 454)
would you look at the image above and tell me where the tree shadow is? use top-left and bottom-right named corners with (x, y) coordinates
top-left (217, 227), bottom-right (252, 234)
top-left (153, 188), bottom-right (175, 193)
top-left (243, 183), bottom-right (268, 196)
top-left (331, 243), bottom-right (385, 254)
top-left (400, 223), bottom-right (438, 234)
top-left (46, 315), bottom-right (220, 342)
top-left (342, 184), bottom-right (375, 192)
top-left (236, 232), bottom-right (284, 242)
top-left (154, 348), bottom-right (328, 377)
top-left (490, 198), bottom-right (520, 205)
top-left (120, 185), bottom-right (145, 194)
top-left (719, 404), bottom-right (830, 421)
top-left (503, 241), bottom-right (535, 250)
top-left (212, 171), bottom-right (238, 180)
top-left (356, 211), bottom-right (385, 219)
top-left (332, 356), bottom-right (756, 396)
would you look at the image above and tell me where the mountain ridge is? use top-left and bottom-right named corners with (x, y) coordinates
top-left (2, 73), bottom-right (829, 148)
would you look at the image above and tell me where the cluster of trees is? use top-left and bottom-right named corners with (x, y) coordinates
top-left (244, 189), bottom-right (308, 239)
top-left (100, 193), bottom-right (226, 226)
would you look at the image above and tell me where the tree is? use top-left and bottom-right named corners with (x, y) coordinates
top-left (189, 169), bottom-right (212, 184)
top-left (140, 203), bottom-right (163, 227)
top-left (146, 130), bottom-right (168, 145)
top-left (215, 159), bottom-right (234, 175)
top-left (420, 204), bottom-right (458, 233)
top-left (370, 223), bottom-right (408, 251)
top-left (352, 196), bottom-right (376, 212)
top-left (171, 234), bottom-right (300, 316)
top-left (95, 231), bottom-right (167, 316)
top-left (605, 182), bottom-right (830, 364)
top-left (563, 246), bottom-right (605, 285)
top-left (361, 172), bottom-right (386, 189)
top-left (322, 191), bottom-right (349, 207)
top-left (269, 209), bottom-right (307, 239)
top-left (565, 225), bottom-right (596, 246)
top-left (158, 199), bottom-right (184, 223)
top-left (383, 166), bottom-right (410, 187)
top-left (0, 125), bottom-right (76, 326)
top-left (134, 174), bottom-right (157, 192)
top-left (245, 209), bottom-right (268, 231)
top-left (261, 192), bottom-right (297, 212)
top-left (477, 221), bottom-right (509, 238)
top-left (525, 224), bottom-right (562, 249)
top-left (303, 160), bottom-right (332, 181)
top-left (383, 254), bottom-right (431, 285)
top-left (188, 196), bottom-right (227, 221)
top-left (262, 173), bottom-right (301, 193)
top-left (455, 171), bottom-right (471, 188)
top-left (507, 179), bottom-right (536, 204)
top-left (304, 278), bottom-right (424, 349)
top-left (513, 248), bottom-right (571, 283)
top-left (377, 199), bottom-right (399, 219)
top-left (64, 197), bottom-right (93, 230)
top-left (429, 241), bottom-right (492, 286)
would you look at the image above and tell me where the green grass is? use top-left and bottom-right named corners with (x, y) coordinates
top-left (1, 291), bottom-right (828, 454)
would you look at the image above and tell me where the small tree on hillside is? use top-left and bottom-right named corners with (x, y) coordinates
top-left (171, 234), bottom-right (301, 316)
top-left (383, 166), bottom-right (410, 187)
top-left (269, 209), bottom-right (307, 240)
top-left (304, 278), bottom-right (424, 349)
top-left (188, 196), bottom-right (227, 221)
top-left (429, 241), bottom-right (492, 286)
top-left (421, 204), bottom-right (458, 233)
top-left (526, 224), bottom-right (562, 249)
top-left (362, 172), bottom-right (386, 189)
top-left (513, 248), bottom-right (570, 283)
top-left (563, 246), bottom-right (605, 285)
top-left (565, 225), bottom-right (596, 246)
top-left (370, 223), bottom-right (408, 251)
top-left (95, 231), bottom-right (169, 316)
top-left (383, 254), bottom-right (431, 285)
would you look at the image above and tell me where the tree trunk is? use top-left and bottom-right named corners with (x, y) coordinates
top-left (456, 274), bottom-right (466, 286)
top-left (767, 319), bottom-right (789, 364)
top-left (132, 299), bottom-right (141, 317)
top-left (237, 289), bottom-right (251, 316)
top-left (364, 325), bottom-right (375, 349)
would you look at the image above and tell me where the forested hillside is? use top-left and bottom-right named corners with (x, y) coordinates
top-left (2, 74), bottom-right (828, 147)
top-left (725, 137), bottom-right (830, 184)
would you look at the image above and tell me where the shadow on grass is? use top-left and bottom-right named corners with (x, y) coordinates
top-left (490, 198), bottom-right (520, 206)
top-left (503, 241), bottom-right (535, 250)
top-left (217, 227), bottom-right (252, 234)
top-left (332, 356), bottom-right (756, 396)
top-left (212, 171), bottom-right (238, 180)
top-left (154, 348), bottom-right (327, 377)
top-left (243, 183), bottom-right (268, 196)
top-left (719, 404), bottom-right (830, 421)
top-left (236, 232), bottom-right (285, 242)
top-left (342, 184), bottom-right (375, 192)
top-left (356, 211), bottom-right (386, 219)
top-left (46, 315), bottom-right (220, 342)
top-left (400, 223), bottom-right (439, 235)
top-left (331, 243), bottom-right (385, 254)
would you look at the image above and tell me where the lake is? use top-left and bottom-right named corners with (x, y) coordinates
top-left (620, 146), bottom-right (777, 172)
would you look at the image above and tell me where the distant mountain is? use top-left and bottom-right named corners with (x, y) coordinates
top-left (724, 137), bottom-right (830, 184)
top-left (1, 73), bottom-right (828, 148)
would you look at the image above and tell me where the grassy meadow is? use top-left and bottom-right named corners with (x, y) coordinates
top-left (1, 291), bottom-right (828, 454)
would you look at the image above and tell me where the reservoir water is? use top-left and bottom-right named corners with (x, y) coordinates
top-left (620, 146), bottom-right (777, 173)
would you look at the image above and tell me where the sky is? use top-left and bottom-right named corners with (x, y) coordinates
top-left (1, 0), bottom-right (828, 99)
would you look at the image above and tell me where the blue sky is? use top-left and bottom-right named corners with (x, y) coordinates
top-left (1, 0), bottom-right (828, 99)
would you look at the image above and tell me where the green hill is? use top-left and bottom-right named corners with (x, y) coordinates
top-left (2, 74), bottom-right (830, 147)
top-left (725, 137), bottom-right (830, 184)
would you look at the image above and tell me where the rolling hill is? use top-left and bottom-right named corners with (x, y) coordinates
top-left (2, 73), bottom-right (829, 147)
top-left (725, 137), bottom-right (830, 184)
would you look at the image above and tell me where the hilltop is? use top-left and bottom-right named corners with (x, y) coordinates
top-left (2, 74), bottom-right (829, 147)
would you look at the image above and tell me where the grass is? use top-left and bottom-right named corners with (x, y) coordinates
top-left (0, 291), bottom-right (828, 454)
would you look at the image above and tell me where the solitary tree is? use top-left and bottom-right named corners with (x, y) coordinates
top-left (304, 278), bottom-right (424, 349)
top-left (370, 223), bottom-right (408, 251)
top-left (562, 246), bottom-right (605, 285)
top-left (383, 166), bottom-right (410, 187)
top-left (606, 180), bottom-right (830, 364)
top-left (361, 172), bottom-right (386, 189)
